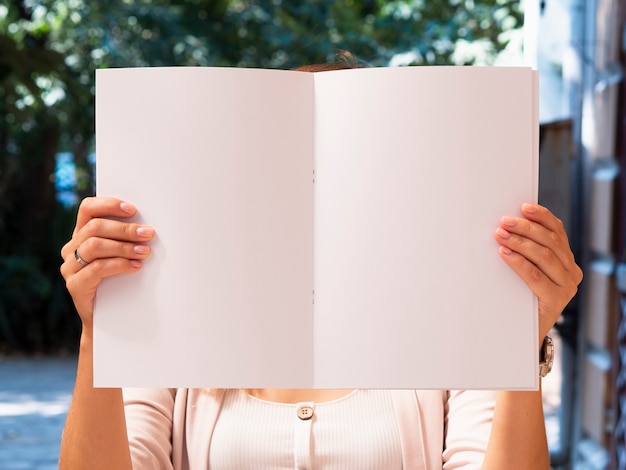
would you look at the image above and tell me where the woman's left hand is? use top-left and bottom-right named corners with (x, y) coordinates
top-left (494, 203), bottom-right (583, 343)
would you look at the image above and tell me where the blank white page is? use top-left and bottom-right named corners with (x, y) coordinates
top-left (95, 67), bottom-right (314, 387)
top-left (312, 67), bottom-right (538, 389)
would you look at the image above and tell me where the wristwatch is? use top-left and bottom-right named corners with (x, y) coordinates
top-left (539, 336), bottom-right (554, 377)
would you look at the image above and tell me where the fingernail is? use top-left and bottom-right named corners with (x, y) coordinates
top-left (136, 226), bottom-right (154, 238)
top-left (134, 245), bottom-right (149, 254)
top-left (501, 216), bottom-right (517, 227)
top-left (130, 260), bottom-right (142, 268)
top-left (500, 246), bottom-right (513, 256)
top-left (522, 203), bottom-right (537, 213)
top-left (121, 202), bottom-right (136, 214)
top-left (496, 227), bottom-right (511, 239)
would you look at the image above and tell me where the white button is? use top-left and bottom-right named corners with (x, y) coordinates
top-left (297, 405), bottom-right (314, 420)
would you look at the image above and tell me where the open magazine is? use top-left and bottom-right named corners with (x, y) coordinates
top-left (94, 66), bottom-right (539, 389)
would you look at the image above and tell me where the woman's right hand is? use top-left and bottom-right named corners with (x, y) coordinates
top-left (60, 197), bottom-right (147, 470)
top-left (60, 197), bottom-right (154, 331)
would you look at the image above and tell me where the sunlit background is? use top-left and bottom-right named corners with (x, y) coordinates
top-left (0, 1), bottom-right (624, 469)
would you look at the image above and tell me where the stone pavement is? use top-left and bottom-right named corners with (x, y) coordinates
top-left (0, 356), bottom-right (76, 470)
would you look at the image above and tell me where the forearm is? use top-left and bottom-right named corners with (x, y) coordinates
top-left (59, 332), bottom-right (133, 470)
top-left (482, 387), bottom-right (550, 470)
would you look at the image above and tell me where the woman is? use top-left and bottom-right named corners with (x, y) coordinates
top-left (58, 63), bottom-right (583, 470)
top-left (59, 194), bottom-right (581, 469)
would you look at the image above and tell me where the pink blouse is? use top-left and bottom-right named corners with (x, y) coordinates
top-left (122, 388), bottom-right (497, 469)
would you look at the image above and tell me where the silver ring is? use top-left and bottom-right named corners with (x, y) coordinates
top-left (74, 248), bottom-right (90, 267)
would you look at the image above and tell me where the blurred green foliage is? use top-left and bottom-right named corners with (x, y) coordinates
top-left (0, 0), bottom-right (522, 353)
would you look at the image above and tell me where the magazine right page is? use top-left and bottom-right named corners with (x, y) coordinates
top-left (312, 66), bottom-right (538, 389)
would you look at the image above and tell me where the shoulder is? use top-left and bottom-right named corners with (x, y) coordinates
top-left (445, 390), bottom-right (498, 414)
top-left (122, 388), bottom-right (177, 412)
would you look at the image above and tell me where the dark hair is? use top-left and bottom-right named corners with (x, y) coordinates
top-left (293, 50), bottom-right (363, 72)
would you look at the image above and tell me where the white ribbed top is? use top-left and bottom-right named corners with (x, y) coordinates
top-left (208, 389), bottom-right (403, 470)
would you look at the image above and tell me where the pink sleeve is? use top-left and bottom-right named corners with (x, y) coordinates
top-left (442, 389), bottom-right (497, 469)
top-left (123, 388), bottom-right (177, 469)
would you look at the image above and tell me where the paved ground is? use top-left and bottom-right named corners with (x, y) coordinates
top-left (0, 356), bottom-right (76, 470)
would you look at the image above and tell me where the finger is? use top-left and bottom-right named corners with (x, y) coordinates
top-left (520, 204), bottom-right (578, 266)
top-left (61, 219), bottom-right (154, 260)
top-left (61, 238), bottom-right (151, 278)
top-left (81, 237), bottom-right (152, 262)
top-left (519, 203), bottom-right (567, 237)
top-left (495, 209), bottom-right (579, 280)
top-left (494, 225), bottom-right (570, 287)
top-left (74, 197), bottom-right (137, 235)
top-left (499, 216), bottom-right (571, 265)
top-left (521, 204), bottom-right (583, 284)
top-left (78, 219), bottom-right (155, 248)
top-left (65, 257), bottom-right (143, 291)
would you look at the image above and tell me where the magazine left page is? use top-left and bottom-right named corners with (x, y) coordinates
top-left (94, 67), bottom-right (315, 387)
